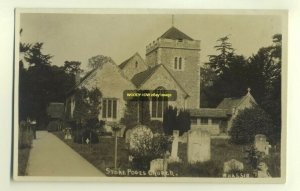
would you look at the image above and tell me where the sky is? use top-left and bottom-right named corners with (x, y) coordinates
top-left (20, 12), bottom-right (282, 70)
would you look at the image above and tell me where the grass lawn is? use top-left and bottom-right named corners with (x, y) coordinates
top-left (53, 131), bottom-right (130, 175)
top-left (53, 131), bottom-right (280, 177)
top-left (18, 147), bottom-right (31, 176)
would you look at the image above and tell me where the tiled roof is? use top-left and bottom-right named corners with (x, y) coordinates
top-left (216, 96), bottom-right (246, 110)
top-left (131, 65), bottom-right (161, 87)
top-left (119, 52), bottom-right (145, 69)
top-left (188, 108), bottom-right (229, 118)
top-left (160, 27), bottom-right (193, 41)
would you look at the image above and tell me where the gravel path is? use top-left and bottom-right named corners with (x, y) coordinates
top-left (26, 131), bottom-right (105, 177)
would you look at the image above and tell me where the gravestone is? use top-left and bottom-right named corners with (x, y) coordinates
top-left (178, 132), bottom-right (188, 143)
top-left (187, 129), bottom-right (211, 163)
top-left (223, 159), bottom-right (244, 173)
top-left (125, 129), bottom-right (133, 144)
top-left (149, 158), bottom-right (164, 173)
top-left (254, 134), bottom-right (271, 155)
top-left (129, 125), bottom-right (153, 150)
top-left (169, 130), bottom-right (180, 162)
top-left (64, 127), bottom-right (72, 140)
top-left (257, 162), bottom-right (271, 178)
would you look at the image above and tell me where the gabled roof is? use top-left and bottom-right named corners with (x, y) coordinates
top-left (217, 97), bottom-right (245, 110)
top-left (160, 27), bottom-right (193, 41)
top-left (217, 90), bottom-right (257, 110)
top-left (131, 65), bottom-right (160, 87)
top-left (131, 64), bottom-right (189, 97)
top-left (188, 108), bottom-right (229, 118)
top-left (119, 52), bottom-right (144, 69)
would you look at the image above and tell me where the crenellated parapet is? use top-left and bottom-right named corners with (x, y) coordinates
top-left (146, 38), bottom-right (200, 55)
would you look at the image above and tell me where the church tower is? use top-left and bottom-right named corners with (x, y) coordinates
top-left (145, 26), bottom-right (201, 108)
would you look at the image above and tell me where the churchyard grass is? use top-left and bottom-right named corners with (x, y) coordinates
top-left (53, 131), bottom-right (130, 175)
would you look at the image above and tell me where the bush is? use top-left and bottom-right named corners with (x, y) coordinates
top-left (130, 129), bottom-right (171, 171)
top-left (147, 120), bottom-right (164, 134)
top-left (19, 121), bottom-right (34, 149)
top-left (230, 106), bottom-right (274, 144)
top-left (163, 106), bottom-right (191, 135)
top-left (168, 161), bottom-right (222, 177)
top-left (73, 128), bottom-right (99, 144)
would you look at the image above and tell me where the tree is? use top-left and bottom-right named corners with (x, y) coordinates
top-left (73, 87), bottom-right (102, 124)
top-left (207, 35), bottom-right (235, 75)
top-left (63, 61), bottom-right (83, 75)
top-left (201, 35), bottom-right (248, 107)
top-left (88, 55), bottom-right (114, 69)
top-left (176, 110), bottom-right (191, 135)
top-left (230, 106), bottom-right (274, 144)
top-left (163, 106), bottom-right (178, 135)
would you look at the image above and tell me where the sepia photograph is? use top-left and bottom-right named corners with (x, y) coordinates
top-left (13, 9), bottom-right (287, 183)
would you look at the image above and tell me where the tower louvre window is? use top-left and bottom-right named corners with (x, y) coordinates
top-left (174, 57), bottom-right (178, 69)
top-left (135, 61), bottom-right (138, 68)
top-left (174, 57), bottom-right (184, 71)
top-left (179, 57), bottom-right (182, 70)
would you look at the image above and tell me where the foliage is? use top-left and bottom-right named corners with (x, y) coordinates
top-left (146, 120), bottom-right (164, 134)
top-left (163, 106), bottom-right (177, 135)
top-left (19, 41), bottom-right (78, 127)
top-left (130, 130), bottom-right (170, 171)
top-left (121, 99), bottom-right (151, 129)
top-left (73, 87), bottom-right (102, 124)
top-left (230, 106), bottom-right (274, 144)
top-left (63, 61), bottom-right (83, 75)
top-left (88, 55), bottom-right (114, 69)
top-left (163, 106), bottom-right (191, 135)
top-left (201, 34), bottom-right (282, 143)
top-left (19, 121), bottom-right (34, 149)
top-left (176, 110), bottom-right (191, 135)
top-left (244, 145), bottom-right (264, 171)
top-left (168, 161), bottom-right (222, 177)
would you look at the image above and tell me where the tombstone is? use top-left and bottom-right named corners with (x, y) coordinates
top-left (223, 159), bottom-right (244, 173)
top-left (64, 127), bottom-right (72, 140)
top-left (178, 132), bottom-right (188, 143)
top-left (254, 134), bottom-right (271, 155)
top-left (168, 130), bottom-right (181, 162)
top-left (187, 129), bottom-right (211, 163)
top-left (129, 125), bottom-right (153, 150)
top-left (257, 162), bottom-right (271, 178)
top-left (125, 129), bottom-right (133, 144)
top-left (149, 158), bottom-right (164, 173)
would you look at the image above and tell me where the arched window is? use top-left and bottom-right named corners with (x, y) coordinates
top-left (174, 57), bottom-right (178, 69)
top-left (135, 61), bottom-right (138, 68)
top-left (151, 87), bottom-right (168, 118)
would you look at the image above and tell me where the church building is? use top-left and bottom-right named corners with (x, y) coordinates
top-left (65, 26), bottom-right (256, 135)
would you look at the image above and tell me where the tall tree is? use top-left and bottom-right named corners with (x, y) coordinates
top-left (88, 55), bottom-right (114, 69)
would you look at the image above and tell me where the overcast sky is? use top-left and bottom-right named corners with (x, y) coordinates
top-left (20, 13), bottom-right (282, 70)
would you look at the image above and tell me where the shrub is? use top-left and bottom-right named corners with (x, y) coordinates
top-left (19, 121), bottom-right (34, 149)
top-left (73, 128), bottom-right (99, 144)
top-left (147, 120), bottom-right (164, 134)
top-left (130, 127), bottom-right (171, 171)
top-left (230, 106), bottom-right (274, 144)
top-left (168, 161), bottom-right (222, 177)
top-left (163, 106), bottom-right (191, 135)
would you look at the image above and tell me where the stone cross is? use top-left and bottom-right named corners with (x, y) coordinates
top-left (169, 130), bottom-right (180, 162)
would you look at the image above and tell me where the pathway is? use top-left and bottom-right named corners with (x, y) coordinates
top-left (26, 131), bottom-right (105, 176)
